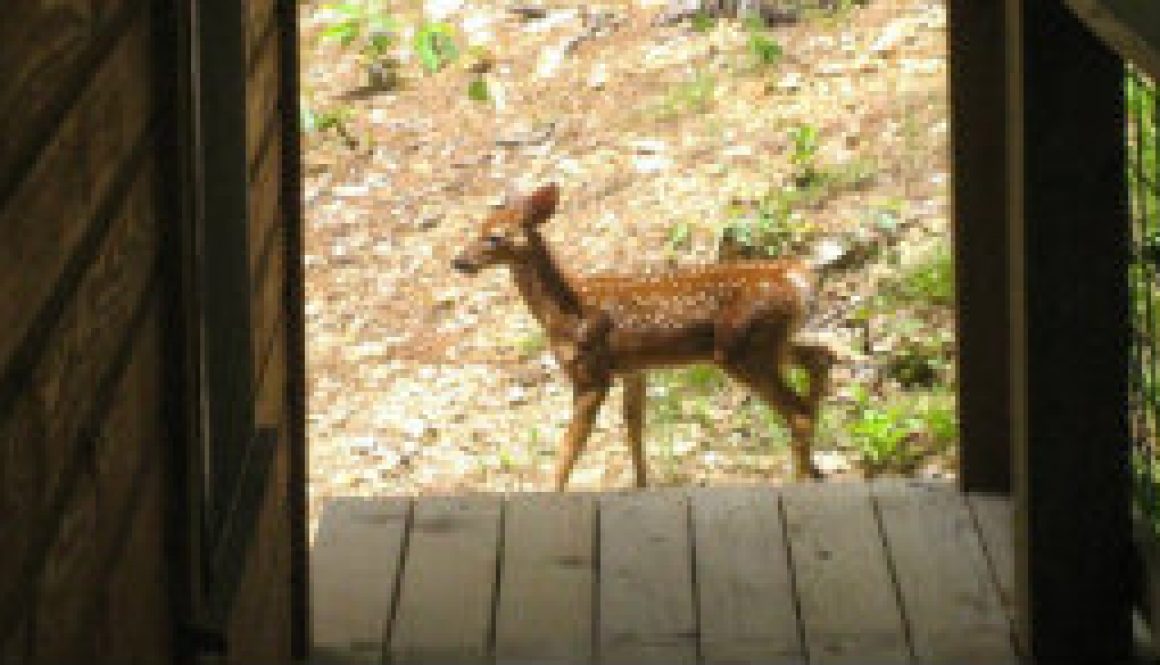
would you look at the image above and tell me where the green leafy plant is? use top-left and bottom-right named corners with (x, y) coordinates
top-left (514, 330), bottom-right (547, 357)
top-left (887, 344), bottom-right (942, 388)
top-left (743, 18), bottom-right (783, 68)
top-left (303, 103), bottom-right (358, 147)
top-left (847, 388), bottom-right (921, 475)
top-left (690, 11), bottom-right (716, 32)
top-left (788, 124), bottom-right (822, 186)
top-left (850, 408), bottom-right (912, 468)
top-left (320, 1), bottom-right (400, 87)
top-left (788, 124), bottom-right (820, 167)
top-left (886, 328), bottom-right (953, 388)
top-left (749, 33), bottom-right (783, 67)
top-left (888, 247), bottom-right (955, 307)
top-left (654, 71), bottom-right (716, 120)
top-left (666, 220), bottom-right (693, 251)
top-left (719, 191), bottom-right (811, 259)
top-left (414, 21), bottom-right (459, 73)
top-left (918, 396), bottom-right (957, 449)
top-left (320, 2), bottom-right (369, 46)
top-left (467, 76), bottom-right (490, 102)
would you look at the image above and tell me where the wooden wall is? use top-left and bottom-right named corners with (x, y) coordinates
top-left (223, 0), bottom-right (303, 661)
top-left (0, 1), bottom-right (174, 661)
top-left (0, 0), bottom-right (305, 662)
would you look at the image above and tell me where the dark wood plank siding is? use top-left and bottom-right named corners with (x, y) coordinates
top-left (948, 0), bottom-right (1011, 493)
top-left (221, 0), bottom-right (298, 659)
top-left (0, 83), bottom-right (172, 658)
top-left (2, 0), bottom-right (302, 661)
top-left (226, 397), bottom-right (294, 665)
top-left (1007, 0), bottom-right (1132, 659)
top-left (3, 0), bottom-right (176, 662)
top-left (0, 0), bottom-right (131, 196)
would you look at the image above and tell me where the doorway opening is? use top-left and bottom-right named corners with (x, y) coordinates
top-left (298, 0), bottom-right (957, 528)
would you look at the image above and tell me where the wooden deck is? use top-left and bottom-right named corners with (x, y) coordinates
top-left (310, 481), bottom-right (1019, 664)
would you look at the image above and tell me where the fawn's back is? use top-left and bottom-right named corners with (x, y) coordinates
top-left (576, 259), bottom-right (815, 371)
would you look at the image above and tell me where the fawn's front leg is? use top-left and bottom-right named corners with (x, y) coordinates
top-left (554, 382), bottom-right (609, 491)
top-left (623, 372), bottom-right (647, 488)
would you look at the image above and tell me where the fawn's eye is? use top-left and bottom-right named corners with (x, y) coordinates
top-left (485, 234), bottom-right (504, 247)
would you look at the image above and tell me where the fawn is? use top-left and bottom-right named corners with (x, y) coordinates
top-left (452, 183), bottom-right (834, 490)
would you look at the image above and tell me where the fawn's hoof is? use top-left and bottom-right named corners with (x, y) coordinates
top-left (795, 462), bottom-right (825, 482)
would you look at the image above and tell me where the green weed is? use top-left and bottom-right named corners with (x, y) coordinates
top-left (467, 76), bottom-right (490, 102)
top-left (666, 220), bottom-right (693, 251)
top-left (846, 387), bottom-right (920, 474)
top-left (887, 246), bottom-right (955, 307)
top-left (303, 103), bottom-right (358, 147)
top-left (514, 330), bottom-right (547, 357)
top-left (744, 22), bottom-right (783, 68)
top-left (690, 11), bottom-right (716, 32)
top-left (320, 1), bottom-right (400, 87)
top-left (654, 72), bottom-right (717, 120)
top-left (719, 191), bottom-right (811, 259)
top-left (414, 21), bottom-right (459, 73)
top-left (886, 328), bottom-right (953, 388)
top-left (788, 124), bottom-right (820, 171)
top-left (917, 395), bottom-right (957, 449)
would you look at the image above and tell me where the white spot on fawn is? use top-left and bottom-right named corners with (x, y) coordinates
top-left (787, 269), bottom-right (813, 303)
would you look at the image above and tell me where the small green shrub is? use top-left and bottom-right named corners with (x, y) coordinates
top-left (514, 330), bottom-right (547, 357)
top-left (467, 76), bottom-right (490, 102)
top-left (690, 11), bottom-right (716, 32)
top-left (744, 19), bottom-right (783, 68)
top-left (666, 221), bottom-right (693, 251)
top-left (886, 334), bottom-right (951, 388)
top-left (320, 1), bottom-right (400, 87)
top-left (788, 124), bottom-right (820, 169)
top-left (303, 104), bottom-right (358, 147)
top-left (846, 387), bottom-right (921, 474)
top-left (655, 72), bottom-right (717, 120)
top-left (889, 247), bottom-right (955, 307)
top-left (850, 407), bottom-right (915, 470)
top-left (919, 397), bottom-right (957, 448)
top-left (414, 21), bottom-right (459, 73)
top-left (718, 192), bottom-right (810, 259)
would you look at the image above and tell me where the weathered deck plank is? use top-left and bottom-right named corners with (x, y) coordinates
top-left (968, 493), bottom-right (1015, 610)
top-left (599, 490), bottom-right (697, 665)
top-left (388, 495), bottom-right (501, 664)
top-left (781, 482), bottom-right (910, 665)
top-left (690, 487), bottom-right (805, 665)
top-left (495, 493), bottom-right (595, 664)
top-left (312, 497), bottom-right (410, 664)
top-left (310, 484), bottom-right (1015, 665)
top-left (874, 481), bottom-right (1018, 664)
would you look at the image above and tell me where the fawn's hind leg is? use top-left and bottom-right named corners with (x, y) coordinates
top-left (791, 339), bottom-right (835, 421)
top-left (726, 335), bottom-right (823, 481)
top-left (622, 372), bottom-right (647, 487)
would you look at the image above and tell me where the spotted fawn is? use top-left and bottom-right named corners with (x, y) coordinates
top-left (452, 183), bottom-right (834, 489)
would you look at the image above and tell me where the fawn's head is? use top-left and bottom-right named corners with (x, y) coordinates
top-left (452, 183), bottom-right (559, 275)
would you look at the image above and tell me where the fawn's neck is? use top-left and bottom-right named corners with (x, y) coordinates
top-left (512, 232), bottom-right (583, 334)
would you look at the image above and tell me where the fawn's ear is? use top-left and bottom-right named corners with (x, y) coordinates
top-left (521, 183), bottom-right (559, 226)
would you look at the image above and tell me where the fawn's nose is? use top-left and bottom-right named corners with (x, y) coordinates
top-left (451, 257), bottom-right (478, 274)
